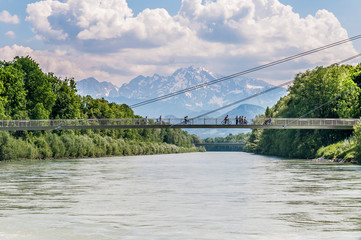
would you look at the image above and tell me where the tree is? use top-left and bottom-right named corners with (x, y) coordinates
top-left (0, 63), bottom-right (27, 119)
top-left (51, 76), bottom-right (82, 119)
top-left (247, 64), bottom-right (361, 158)
top-left (13, 56), bottom-right (56, 119)
top-left (32, 103), bottom-right (50, 119)
top-left (265, 107), bottom-right (272, 117)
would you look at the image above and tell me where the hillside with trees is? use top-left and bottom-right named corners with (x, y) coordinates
top-left (245, 63), bottom-right (361, 162)
top-left (0, 56), bottom-right (203, 160)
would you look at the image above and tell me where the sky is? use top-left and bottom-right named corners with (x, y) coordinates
top-left (0, 0), bottom-right (360, 87)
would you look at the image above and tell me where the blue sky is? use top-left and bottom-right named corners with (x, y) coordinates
top-left (0, 0), bottom-right (360, 86)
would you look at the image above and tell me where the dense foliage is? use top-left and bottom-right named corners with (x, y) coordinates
top-left (203, 133), bottom-right (249, 151)
top-left (316, 124), bottom-right (361, 163)
top-left (245, 63), bottom-right (361, 160)
top-left (0, 56), bottom-right (202, 160)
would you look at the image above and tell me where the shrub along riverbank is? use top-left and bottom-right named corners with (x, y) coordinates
top-left (0, 131), bottom-right (203, 161)
top-left (315, 124), bottom-right (361, 163)
top-left (245, 63), bottom-right (361, 163)
top-left (0, 56), bottom-right (203, 161)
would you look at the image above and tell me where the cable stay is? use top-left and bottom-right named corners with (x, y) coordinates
top-left (177, 53), bottom-right (361, 125)
top-left (131, 34), bottom-right (361, 108)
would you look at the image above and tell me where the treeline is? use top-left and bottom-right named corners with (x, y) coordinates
top-left (203, 133), bottom-right (249, 151)
top-left (0, 56), bottom-right (203, 160)
top-left (204, 133), bottom-right (249, 143)
top-left (245, 63), bottom-right (361, 161)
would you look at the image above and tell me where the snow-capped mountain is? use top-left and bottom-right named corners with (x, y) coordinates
top-left (76, 77), bottom-right (119, 98)
top-left (76, 66), bottom-right (287, 117)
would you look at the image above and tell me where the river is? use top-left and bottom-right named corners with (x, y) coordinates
top-left (0, 152), bottom-right (360, 240)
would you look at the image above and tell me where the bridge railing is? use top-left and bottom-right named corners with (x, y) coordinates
top-left (0, 118), bottom-right (359, 129)
top-left (258, 118), bottom-right (360, 127)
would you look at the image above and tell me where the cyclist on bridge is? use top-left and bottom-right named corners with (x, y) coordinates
top-left (224, 115), bottom-right (229, 124)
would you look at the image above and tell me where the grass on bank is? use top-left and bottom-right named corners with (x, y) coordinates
top-left (0, 131), bottom-right (204, 161)
top-left (316, 137), bottom-right (357, 162)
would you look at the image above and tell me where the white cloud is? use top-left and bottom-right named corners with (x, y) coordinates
top-left (21, 0), bottom-right (359, 86)
top-left (0, 45), bottom-right (33, 61)
top-left (0, 45), bottom-right (105, 84)
top-left (5, 31), bottom-right (15, 38)
top-left (209, 96), bottom-right (227, 106)
top-left (26, 1), bottom-right (69, 40)
top-left (26, 0), bottom-right (188, 50)
top-left (0, 10), bottom-right (20, 24)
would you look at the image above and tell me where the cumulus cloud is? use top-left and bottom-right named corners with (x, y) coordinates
top-left (5, 31), bottom-right (16, 38)
top-left (26, 1), bottom-right (69, 41)
top-left (0, 44), bottom-right (120, 86)
top-left (22, 0), bottom-right (359, 85)
top-left (0, 10), bottom-right (20, 24)
top-left (0, 45), bottom-right (33, 61)
top-left (26, 0), bottom-right (188, 51)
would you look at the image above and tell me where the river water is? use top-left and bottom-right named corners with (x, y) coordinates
top-left (0, 152), bottom-right (360, 240)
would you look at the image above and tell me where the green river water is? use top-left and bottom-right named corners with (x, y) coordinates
top-left (0, 152), bottom-right (360, 240)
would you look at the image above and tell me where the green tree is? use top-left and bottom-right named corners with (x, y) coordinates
top-left (247, 64), bottom-right (361, 158)
top-left (14, 56), bottom-right (56, 119)
top-left (0, 63), bottom-right (27, 119)
top-left (32, 103), bottom-right (50, 119)
top-left (51, 76), bottom-right (82, 119)
top-left (265, 107), bottom-right (272, 117)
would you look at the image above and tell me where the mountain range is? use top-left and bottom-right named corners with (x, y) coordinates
top-left (75, 66), bottom-right (287, 137)
top-left (76, 66), bottom-right (286, 118)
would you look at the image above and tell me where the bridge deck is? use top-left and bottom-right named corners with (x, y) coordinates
top-left (0, 118), bottom-right (358, 131)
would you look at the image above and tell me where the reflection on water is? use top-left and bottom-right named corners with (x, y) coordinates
top-left (0, 153), bottom-right (361, 239)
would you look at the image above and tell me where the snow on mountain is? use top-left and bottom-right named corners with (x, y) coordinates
top-left (76, 77), bottom-right (119, 98)
top-left (76, 66), bottom-right (287, 118)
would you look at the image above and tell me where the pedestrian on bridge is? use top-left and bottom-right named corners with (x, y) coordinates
top-left (236, 116), bottom-right (239, 125)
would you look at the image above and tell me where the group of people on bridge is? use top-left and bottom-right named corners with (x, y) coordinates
top-left (133, 115), bottom-right (273, 126)
top-left (223, 115), bottom-right (248, 125)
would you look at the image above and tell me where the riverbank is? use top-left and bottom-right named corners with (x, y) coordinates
top-left (0, 131), bottom-right (204, 161)
top-left (313, 157), bottom-right (358, 164)
top-left (315, 136), bottom-right (361, 164)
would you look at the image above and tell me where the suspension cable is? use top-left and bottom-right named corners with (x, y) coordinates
top-left (188, 53), bottom-right (361, 120)
top-left (131, 34), bottom-right (361, 108)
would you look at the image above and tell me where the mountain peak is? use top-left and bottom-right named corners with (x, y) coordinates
top-left (172, 65), bottom-right (210, 76)
top-left (77, 66), bottom-right (287, 117)
top-left (82, 77), bottom-right (98, 83)
top-left (76, 77), bottom-right (118, 98)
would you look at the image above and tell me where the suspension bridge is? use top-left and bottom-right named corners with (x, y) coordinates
top-left (0, 118), bottom-right (358, 131)
top-left (1, 35), bottom-right (361, 132)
